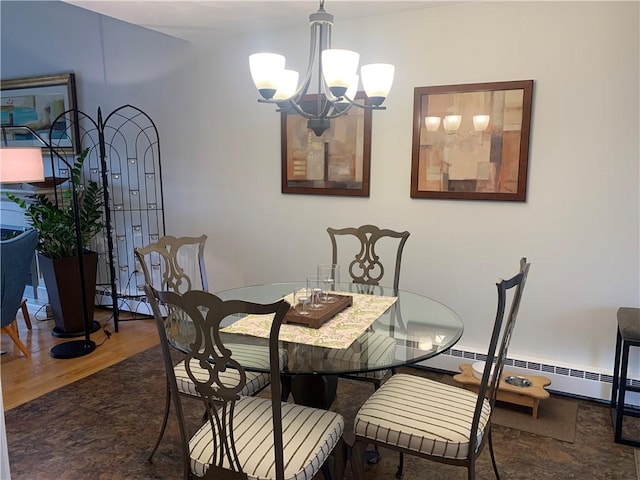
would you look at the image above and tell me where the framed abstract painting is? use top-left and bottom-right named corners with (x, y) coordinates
top-left (281, 93), bottom-right (371, 197)
top-left (411, 80), bottom-right (533, 201)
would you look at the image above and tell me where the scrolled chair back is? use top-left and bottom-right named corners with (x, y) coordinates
top-left (144, 284), bottom-right (294, 479)
top-left (134, 234), bottom-right (208, 295)
top-left (327, 224), bottom-right (410, 294)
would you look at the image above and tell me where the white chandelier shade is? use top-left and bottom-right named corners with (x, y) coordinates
top-left (360, 63), bottom-right (394, 103)
top-left (321, 49), bottom-right (360, 96)
top-left (272, 69), bottom-right (300, 101)
top-left (249, 53), bottom-right (286, 99)
top-left (249, 0), bottom-right (394, 136)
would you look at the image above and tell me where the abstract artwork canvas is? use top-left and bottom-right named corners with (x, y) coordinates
top-left (281, 93), bottom-right (371, 197)
top-left (411, 80), bottom-right (533, 201)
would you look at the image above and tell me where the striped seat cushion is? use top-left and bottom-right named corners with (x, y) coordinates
top-left (354, 373), bottom-right (490, 460)
top-left (175, 343), bottom-right (280, 397)
top-left (190, 396), bottom-right (344, 480)
top-left (325, 331), bottom-right (396, 380)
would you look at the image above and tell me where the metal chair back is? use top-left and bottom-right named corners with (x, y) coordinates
top-left (144, 285), bottom-right (290, 480)
top-left (134, 234), bottom-right (208, 294)
top-left (327, 224), bottom-right (409, 293)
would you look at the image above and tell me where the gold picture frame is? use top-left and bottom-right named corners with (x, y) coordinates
top-left (411, 80), bottom-right (533, 201)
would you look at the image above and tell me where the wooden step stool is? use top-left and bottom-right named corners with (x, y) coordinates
top-left (453, 363), bottom-right (551, 419)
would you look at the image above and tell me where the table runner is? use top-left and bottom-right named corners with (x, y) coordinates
top-left (220, 292), bottom-right (397, 349)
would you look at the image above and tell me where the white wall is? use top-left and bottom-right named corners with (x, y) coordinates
top-left (2, 1), bottom-right (638, 385)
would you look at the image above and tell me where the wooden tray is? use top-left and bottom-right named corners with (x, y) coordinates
top-left (283, 294), bottom-right (353, 329)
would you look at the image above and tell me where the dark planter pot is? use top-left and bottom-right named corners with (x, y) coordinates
top-left (38, 251), bottom-right (98, 335)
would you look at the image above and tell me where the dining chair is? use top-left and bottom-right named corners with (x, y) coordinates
top-left (1, 229), bottom-right (38, 358)
top-left (326, 225), bottom-right (410, 390)
top-left (135, 234), bottom-right (275, 462)
top-left (144, 285), bottom-right (347, 480)
top-left (351, 258), bottom-right (531, 480)
top-left (327, 225), bottom-right (410, 295)
top-left (135, 234), bottom-right (209, 295)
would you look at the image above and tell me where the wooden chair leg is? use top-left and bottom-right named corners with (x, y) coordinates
top-left (20, 299), bottom-right (32, 330)
top-left (1, 323), bottom-right (31, 357)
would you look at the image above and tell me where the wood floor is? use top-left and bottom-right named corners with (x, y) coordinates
top-left (1, 305), bottom-right (159, 411)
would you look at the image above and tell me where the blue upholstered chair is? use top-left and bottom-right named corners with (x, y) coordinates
top-left (1, 229), bottom-right (38, 357)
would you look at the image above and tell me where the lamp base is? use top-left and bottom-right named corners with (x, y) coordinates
top-left (52, 321), bottom-right (101, 338)
top-left (50, 340), bottom-right (96, 359)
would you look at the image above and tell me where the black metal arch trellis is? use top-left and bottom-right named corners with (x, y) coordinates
top-left (47, 105), bottom-right (165, 332)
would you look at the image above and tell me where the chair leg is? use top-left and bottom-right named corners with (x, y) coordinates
top-left (333, 437), bottom-right (347, 480)
top-left (368, 381), bottom-right (382, 464)
top-left (395, 452), bottom-right (404, 479)
top-left (20, 299), bottom-right (32, 330)
top-left (147, 376), bottom-right (171, 462)
top-left (1, 323), bottom-right (30, 357)
top-left (322, 437), bottom-right (346, 480)
top-left (321, 462), bottom-right (333, 480)
top-left (488, 428), bottom-right (501, 480)
top-left (351, 440), bottom-right (367, 480)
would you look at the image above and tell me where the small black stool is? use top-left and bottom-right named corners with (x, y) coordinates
top-left (610, 307), bottom-right (640, 447)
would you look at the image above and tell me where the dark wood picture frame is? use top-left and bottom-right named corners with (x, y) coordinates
top-left (281, 92), bottom-right (371, 197)
top-left (411, 80), bottom-right (533, 201)
top-left (1, 72), bottom-right (79, 154)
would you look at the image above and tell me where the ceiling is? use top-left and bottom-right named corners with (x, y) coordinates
top-left (62, 1), bottom-right (444, 43)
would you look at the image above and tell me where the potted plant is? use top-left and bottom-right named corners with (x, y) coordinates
top-left (8, 148), bottom-right (104, 335)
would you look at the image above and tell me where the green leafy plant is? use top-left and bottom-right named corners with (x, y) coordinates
top-left (8, 148), bottom-right (104, 259)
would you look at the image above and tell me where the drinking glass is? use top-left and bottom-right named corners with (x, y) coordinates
top-left (317, 264), bottom-right (340, 303)
top-left (293, 288), bottom-right (311, 316)
top-left (306, 277), bottom-right (326, 310)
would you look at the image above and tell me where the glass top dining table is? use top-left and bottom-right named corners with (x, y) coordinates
top-left (202, 281), bottom-right (465, 376)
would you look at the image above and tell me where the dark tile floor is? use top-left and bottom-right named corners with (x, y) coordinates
top-left (5, 345), bottom-right (639, 480)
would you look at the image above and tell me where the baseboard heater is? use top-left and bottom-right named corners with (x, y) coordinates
top-left (418, 346), bottom-right (640, 406)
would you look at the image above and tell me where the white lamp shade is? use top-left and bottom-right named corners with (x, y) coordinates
top-left (273, 69), bottom-right (300, 100)
top-left (322, 49), bottom-right (360, 90)
top-left (249, 53), bottom-right (285, 96)
top-left (473, 114), bottom-right (490, 131)
top-left (425, 116), bottom-right (441, 131)
top-left (443, 115), bottom-right (462, 132)
top-left (361, 63), bottom-right (394, 99)
top-left (0, 147), bottom-right (45, 183)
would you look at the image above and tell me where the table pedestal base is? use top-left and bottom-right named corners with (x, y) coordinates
top-left (282, 374), bottom-right (339, 409)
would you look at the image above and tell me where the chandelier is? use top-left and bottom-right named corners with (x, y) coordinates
top-left (249, 0), bottom-right (394, 136)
